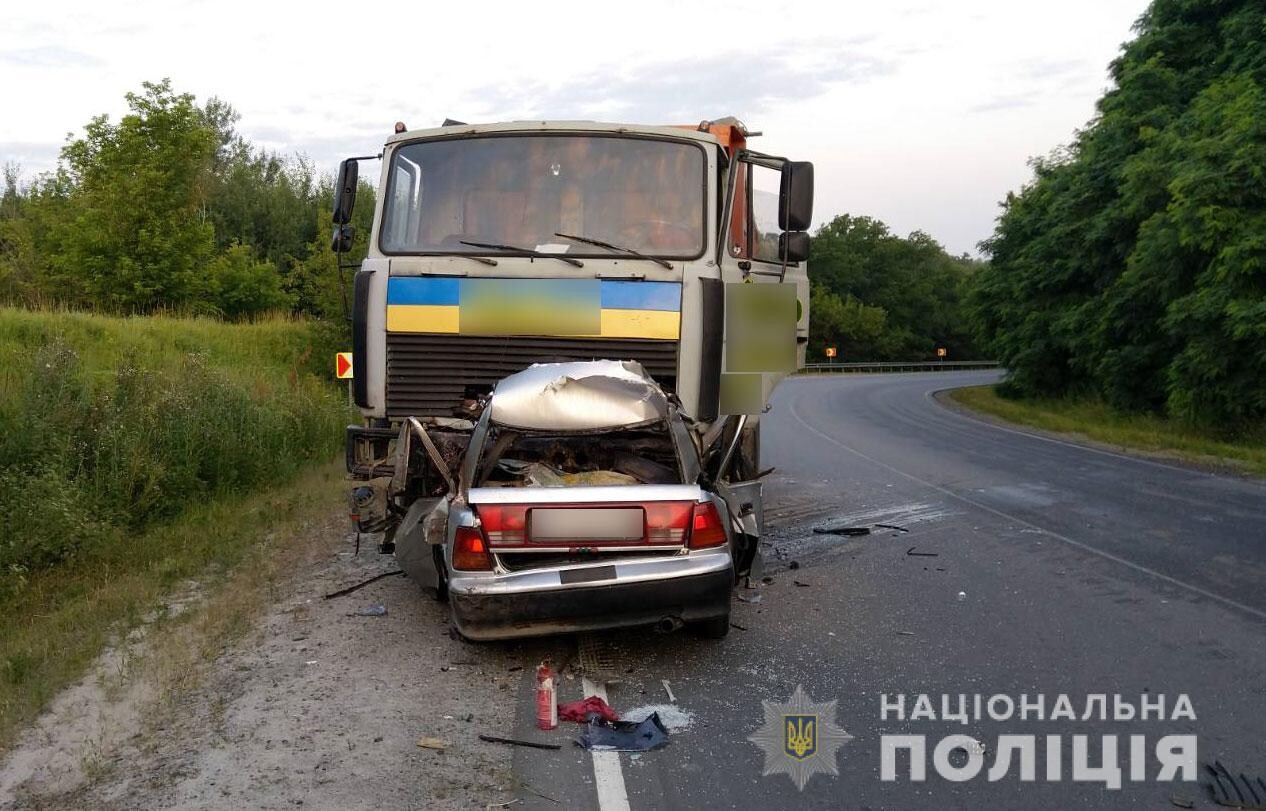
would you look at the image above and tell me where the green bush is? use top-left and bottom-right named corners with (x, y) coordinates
top-left (0, 308), bottom-right (349, 595)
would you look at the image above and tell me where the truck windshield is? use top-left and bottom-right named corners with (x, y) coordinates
top-left (380, 135), bottom-right (705, 259)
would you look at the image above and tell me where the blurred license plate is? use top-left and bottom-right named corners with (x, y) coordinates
top-left (529, 508), bottom-right (644, 542)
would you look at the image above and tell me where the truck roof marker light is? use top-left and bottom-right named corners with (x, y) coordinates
top-left (453, 526), bottom-right (493, 570)
top-left (688, 502), bottom-right (726, 549)
top-left (394, 121), bottom-right (407, 133)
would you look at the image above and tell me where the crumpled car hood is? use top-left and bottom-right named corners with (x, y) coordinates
top-left (487, 360), bottom-right (669, 431)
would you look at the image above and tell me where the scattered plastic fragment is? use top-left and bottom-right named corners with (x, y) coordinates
top-left (875, 523), bottom-right (909, 533)
top-left (736, 592), bottom-right (763, 604)
top-left (906, 547), bottom-right (938, 557)
top-left (352, 604), bottom-right (387, 616)
top-left (575, 713), bottom-right (669, 752)
top-left (558, 695), bottom-right (620, 724)
top-left (416, 736), bottom-right (448, 750)
top-left (661, 680), bottom-right (676, 703)
top-left (730, 622), bottom-right (748, 631)
top-left (1169, 792), bottom-right (1194, 809)
top-left (793, 580), bottom-right (810, 587)
top-left (957, 591), bottom-right (967, 601)
top-left (813, 526), bottom-right (870, 536)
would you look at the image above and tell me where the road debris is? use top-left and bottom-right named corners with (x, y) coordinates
top-left (1204, 761), bottom-right (1266, 809)
top-left (793, 580), bottom-right (811, 587)
top-left (957, 591), bottom-right (967, 601)
top-left (350, 604), bottom-right (387, 616)
top-left (416, 737), bottom-right (448, 751)
top-left (875, 523), bottom-right (909, 533)
top-left (788, 560), bottom-right (800, 570)
top-left (478, 734), bottom-right (562, 751)
top-left (736, 592), bottom-right (763, 604)
top-left (813, 525), bottom-right (871, 536)
top-left (661, 680), bottom-right (676, 703)
top-left (730, 622), bottom-right (748, 631)
top-left (576, 713), bottom-right (669, 752)
top-left (558, 696), bottom-right (620, 724)
top-left (1169, 792), bottom-right (1195, 809)
top-left (906, 547), bottom-right (938, 557)
top-left (322, 570), bottom-right (404, 600)
top-left (896, 630), bottom-right (916, 636)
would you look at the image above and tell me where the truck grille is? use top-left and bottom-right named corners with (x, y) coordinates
top-left (385, 334), bottom-right (678, 416)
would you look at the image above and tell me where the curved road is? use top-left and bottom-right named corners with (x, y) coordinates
top-left (514, 372), bottom-right (1266, 810)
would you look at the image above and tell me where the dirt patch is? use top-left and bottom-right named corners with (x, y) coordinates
top-left (1, 511), bottom-right (533, 809)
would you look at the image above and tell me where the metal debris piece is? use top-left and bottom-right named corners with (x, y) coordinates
top-left (736, 592), bottom-right (763, 604)
top-left (416, 737), bottom-right (448, 750)
top-left (793, 580), bottom-right (810, 588)
top-left (1205, 761), bottom-right (1266, 809)
top-left (351, 604), bottom-right (387, 617)
top-left (906, 547), bottom-right (938, 557)
top-left (1170, 792), bottom-right (1195, 809)
top-left (323, 570), bottom-right (404, 600)
top-left (729, 622), bottom-right (748, 631)
top-left (662, 680), bottom-right (676, 703)
top-left (478, 734), bottom-right (562, 751)
top-left (875, 523), bottom-right (909, 533)
top-left (813, 525), bottom-right (871, 536)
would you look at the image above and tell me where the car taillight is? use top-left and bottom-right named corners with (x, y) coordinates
top-left (453, 525), bottom-right (493, 570)
top-left (477, 504), bottom-right (528, 544)
top-left (689, 502), bottom-right (726, 549)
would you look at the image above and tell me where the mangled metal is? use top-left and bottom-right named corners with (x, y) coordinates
top-left (487, 360), bottom-right (669, 431)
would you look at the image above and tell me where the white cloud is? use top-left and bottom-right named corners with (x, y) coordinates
top-left (0, 0), bottom-right (1148, 255)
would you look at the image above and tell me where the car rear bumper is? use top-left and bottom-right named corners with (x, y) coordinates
top-left (448, 549), bottom-right (733, 640)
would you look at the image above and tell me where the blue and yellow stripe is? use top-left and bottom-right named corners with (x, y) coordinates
top-left (386, 277), bottom-right (681, 340)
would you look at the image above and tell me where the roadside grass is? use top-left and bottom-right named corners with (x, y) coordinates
top-left (0, 459), bottom-right (346, 750)
top-left (0, 306), bottom-right (352, 749)
top-left (947, 385), bottom-right (1266, 478)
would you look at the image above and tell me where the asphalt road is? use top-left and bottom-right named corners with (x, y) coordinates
top-left (509, 372), bottom-right (1266, 810)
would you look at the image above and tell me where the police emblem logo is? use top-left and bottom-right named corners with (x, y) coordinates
top-left (784, 714), bottom-right (817, 760)
top-left (748, 686), bottom-right (853, 791)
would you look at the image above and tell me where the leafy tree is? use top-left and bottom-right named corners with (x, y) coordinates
top-left (809, 214), bottom-right (981, 361)
top-left (969, 0), bottom-right (1266, 429)
top-left (52, 80), bottom-right (218, 311)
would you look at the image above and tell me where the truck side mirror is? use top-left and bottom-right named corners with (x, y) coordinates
top-left (779, 161), bottom-right (814, 232)
top-left (778, 231), bottom-right (810, 263)
top-left (331, 224), bottom-right (355, 253)
top-left (333, 159), bottom-right (358, 225)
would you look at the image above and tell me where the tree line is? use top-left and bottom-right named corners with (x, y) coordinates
top-left (808, 215), bottom-right (983, 362)
top-left (0, 79), bottom-right (373, 321)
top-left (968, 0), bottom-right (1266, 430)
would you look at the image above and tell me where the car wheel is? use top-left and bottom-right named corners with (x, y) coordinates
top-left (691, 615), bottom-right (730, 639)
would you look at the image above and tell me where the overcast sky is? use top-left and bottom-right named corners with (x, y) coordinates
top-left (2, 0), bottom-right (1148, 256)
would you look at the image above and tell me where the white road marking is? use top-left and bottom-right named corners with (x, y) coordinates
top-left (582, 676), bottom-right (631, 811)
top-left (789, 397), bottom-right (1266, 622)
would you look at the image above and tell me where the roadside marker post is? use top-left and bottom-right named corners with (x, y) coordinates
top-left (336, 351), bottom-right (353, 405)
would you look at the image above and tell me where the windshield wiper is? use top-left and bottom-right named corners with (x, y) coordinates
top-left (554, 232), bottom-right (672, 270)
top-left (459, 240), bottom-right (583, 268)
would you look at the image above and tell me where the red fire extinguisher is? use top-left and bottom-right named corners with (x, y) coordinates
top-left (536, 662), bottom-right (558, 730)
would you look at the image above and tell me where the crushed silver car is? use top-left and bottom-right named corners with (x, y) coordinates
top-left (390, 361), bottom-right (762, 640)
